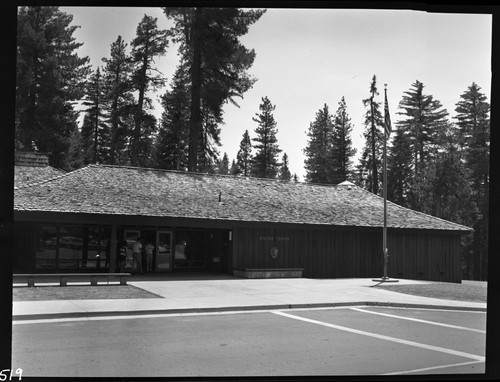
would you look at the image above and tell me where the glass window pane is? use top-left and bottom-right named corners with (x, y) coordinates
top-left (59, 225), bottom-right (83, 269)
top-left (36, 226), bottom-right (58, 269)
top-left (85, 226), bottom-right (111, 270)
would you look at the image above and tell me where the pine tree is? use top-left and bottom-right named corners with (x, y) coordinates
top-left (455, 83), bottom-right (490, 196)
top-left (101, 35), bottom-right (134, 165)
top-left (235, 130), bottom-right (252, 176)
top-left (155, 65), bottom-right (190, 170)
top-left (454, 83), bottom-right (490, 281)
top-left (80, 113), bottom-right (96, 165)
top-left (279, 153), bottom-right (292, 181)
top-left (411, 126), bottom-right (476, 224)
top-left (164, 7), bottom-right (265, 172)
top-left (304, 104), bottom-right (334, 184)
top-left (387, 126), bottom-right (413, 206)
top-left (230, 159), bottom-right (239, 175)
top-left (331, 97), bottom-right (356, 184)
top-left (199, 104), bottom-right (222, 168)
top-left (251, 97), bottom-right (282, 178)
top-left (129, 14), bottom-right (169, 166)
top-left (81, 67), bottom-right (110, 164)
top-left (66, 126), bottom-right (84, 170)
top-left (356, 75), bottom-right (383, 194)
top-left (397, 80), bottom-right (449, 182)
top-left (16, 6), bottom-right (91, 169)
top-left (218, 153), bottom-right (230, 175)
top-left (135, 113), bottom-right (158, 168)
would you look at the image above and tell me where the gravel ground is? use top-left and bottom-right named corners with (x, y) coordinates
top-left (375, 281), bottom-right (488, 303)
top-left (12, 284), bottom-right (162, 301)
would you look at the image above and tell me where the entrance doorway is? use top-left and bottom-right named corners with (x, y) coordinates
top-left (120, 227), bottom-right (231, 274)
top-left (174, 228), bottom-right (231, 273)
top-left (156, 230), bottom-right (173, 272)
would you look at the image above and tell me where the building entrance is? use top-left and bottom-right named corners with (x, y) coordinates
top-left (155, 230), bottom-right (173, 272)
top-left (174, 228), bottom-right (231, 273)
top-left (120, 227), bottom-right (231, 274)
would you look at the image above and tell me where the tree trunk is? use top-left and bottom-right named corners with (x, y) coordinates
top-left (188, 7), bottom-right (203, 173)
top-left (131, 37), bottom-right (149, 166)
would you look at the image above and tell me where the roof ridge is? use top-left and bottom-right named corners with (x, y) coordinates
top-left (90, 163), bottom-right (307, 184)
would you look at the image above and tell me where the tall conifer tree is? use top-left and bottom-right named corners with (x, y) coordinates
top-left (251, 96), bottom-right (281, 178)
top-left (129, 15), bottom-right (169, 166)
top-left (387, 126), bottom-right (413, 206)
top-left (218, 153), bottom-right (230, 175)
top-left (16, 6), bottom-right (91, 169)
top-left (164, 7), bottom-right (265, 172)
top-left (304, 104), bottom-right (334, 184)
top-left (235, 130), bottom-right (252, 176)
top-left (454, 83), bottom-right (490, 281)
top-left (396, 80), bottom-right (449, 181)
top-left (155, 64), bottom-right (190, 170)
top-left (331, 97), bottom-right (356, 184)
top-left (356, 75), bottom-right (383, 194)
top-left (101, 35), bottom-right (134, 165)
top-left (81, 67), bottom-right (110, 164)
top-left (279, 153), bottom-right (292, 181)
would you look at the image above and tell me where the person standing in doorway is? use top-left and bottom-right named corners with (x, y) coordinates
top-left (118, 240), bottom-right (127, 272)
top-left (133, 237), bottom-right (143, 273)
top-left (145, 241), bottom-right (154, 272)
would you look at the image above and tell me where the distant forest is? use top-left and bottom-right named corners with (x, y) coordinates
top-left (16, 6), bottom-right (489, 280)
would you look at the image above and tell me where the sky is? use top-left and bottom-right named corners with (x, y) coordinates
top-left (60, 6), bottom-right (492, 180)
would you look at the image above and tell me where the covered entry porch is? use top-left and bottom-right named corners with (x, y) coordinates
top-left (120, 226), bottom-right (232, 274)
top-left (13, 211), bottom-right (233, 275)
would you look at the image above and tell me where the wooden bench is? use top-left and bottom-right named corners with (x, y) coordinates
top-left (13, 273), bottom-right (132, 287)
top-left (233, 268), bottom-right (304, 279)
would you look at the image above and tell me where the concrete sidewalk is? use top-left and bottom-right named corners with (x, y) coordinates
top-left (12, 277), bottom-right (487, 321)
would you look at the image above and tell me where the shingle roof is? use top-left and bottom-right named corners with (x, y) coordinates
top-left (14, 164), bottom-right (471, 232)
top-left (14, 165), bottom-right (66, 188)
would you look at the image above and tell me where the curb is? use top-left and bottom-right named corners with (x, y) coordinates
top-left (12, 301), bottom-right (487, 321)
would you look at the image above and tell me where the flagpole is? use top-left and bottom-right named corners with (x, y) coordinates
top-left (383, 91), bottom-right (388, 280)
top-left (373, 84), bottom-right (398, 283)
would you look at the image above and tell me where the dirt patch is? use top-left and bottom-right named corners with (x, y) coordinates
top-left (374, 282), bottom-right (487, 303)
top-left (12, 284), bottom-right (162, 301)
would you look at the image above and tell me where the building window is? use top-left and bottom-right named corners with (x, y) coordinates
top-left (84, 226), bottom-right (110, 270)
top-left (58, 225), bottom-right (84, 269)
top-left (35, 224), bottom-right (111, 271)
top-left (36, 225), bottom-right (58, 269)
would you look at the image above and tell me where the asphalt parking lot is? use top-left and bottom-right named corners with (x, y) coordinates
top-left (12, 305), bottom-right (486, 377)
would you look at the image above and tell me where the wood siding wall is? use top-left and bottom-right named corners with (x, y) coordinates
top-left (232, 226), bottom-right (462, 282)
top-left (13, 217), bottom-right (463, 282)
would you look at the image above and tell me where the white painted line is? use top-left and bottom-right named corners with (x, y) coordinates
top-left (382, 360), bottom-right (484, 375)
top-left (360, 306), bottom-right (486, 314)
top-left (350, 307), bottom-right (486, 333)
top-left (272, 311), bottom-right (485, 362)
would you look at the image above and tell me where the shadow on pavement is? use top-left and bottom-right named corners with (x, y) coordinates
top-left (128, 271), bottom-right (240, 282)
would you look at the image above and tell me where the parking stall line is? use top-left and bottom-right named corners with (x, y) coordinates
top-left (272, 311), bottom-right (485, 362)
top-left (350, 307), bottom-right (486, 334)
top-left (382, 360), bottom-right (485, 375)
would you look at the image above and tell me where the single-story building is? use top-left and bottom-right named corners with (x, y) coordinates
top-left (13, 159), bottom-right (472, 282)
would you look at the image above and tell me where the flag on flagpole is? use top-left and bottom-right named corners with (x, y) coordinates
top-left (384, 87), bottom-right (392, 137)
